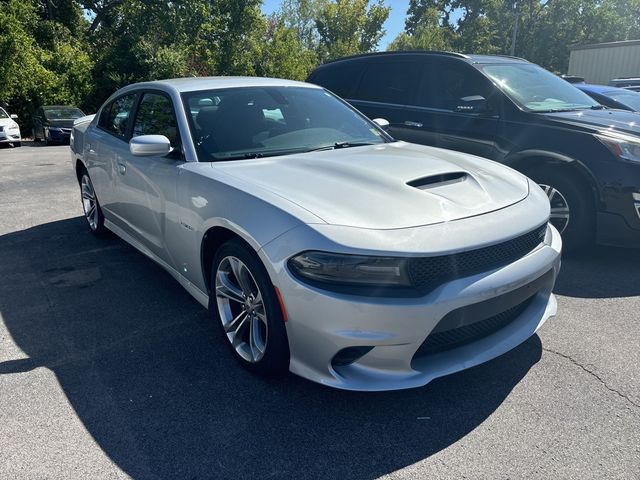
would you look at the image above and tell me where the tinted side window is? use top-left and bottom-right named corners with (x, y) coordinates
top-left (352, 61), bottom-right (422, 104)
top-left (310, 64), bottom-right (365, 98)
top-left (133, 93), bottom-right (179, 145)
top-left (419, 60), bottom-right (492, 110)
top-left (103, 94), bottom-right (137, 138)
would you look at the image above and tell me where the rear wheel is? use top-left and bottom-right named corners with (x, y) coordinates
top-left (210, 239), bottom-right (290, 376)
top-left (526, 166), bottom-right (594, 251)
top-left (79, 168), bottom-right (108, 237)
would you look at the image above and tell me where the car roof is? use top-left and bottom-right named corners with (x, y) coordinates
top-left (320, 51), bottom-right (530, 66)
top-left (577, 84), bottom-right (633, 95)
top-left (124, 76), bottom-right (317, 94)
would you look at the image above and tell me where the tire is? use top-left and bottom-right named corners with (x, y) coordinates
top-left (526, 166), bottom-right (595, 252)
top-left (33, 130), bottom-right (40, 142)
top-left (79, 168), bottom-right (109, 237)
top-left (209, 239), bottom-right (290, 376)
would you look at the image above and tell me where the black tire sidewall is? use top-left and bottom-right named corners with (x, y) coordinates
top-left (80, 168), bottom-right (108, 237)
top-left (528, 168), bottom-right (594, 251)
top-left (209, 239), bottom-right (290, 376)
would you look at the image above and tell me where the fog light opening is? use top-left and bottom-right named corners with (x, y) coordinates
top-left (332, 346), bottom-right (374, 367)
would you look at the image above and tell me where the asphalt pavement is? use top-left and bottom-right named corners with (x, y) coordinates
top-left (0, 143), bottom-right (638, 479)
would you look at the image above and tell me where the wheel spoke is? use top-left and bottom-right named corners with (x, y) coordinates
top-left (225, 310), bottom-right (247, 334)
top-left (231, 258), bottom-right (254, 296)
top-left (216, 272), bottom-right (245, 304)
top-left (249, 316), bottom-right (265, 361)
top-left (231, 315), bottom-right (250, 347)
top-left (87, 203), bottom-right (96, 218)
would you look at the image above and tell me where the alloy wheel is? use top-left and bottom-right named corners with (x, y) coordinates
top-left (81, 174), bottom-right (99, 230)
top-left (215, 256), bottom-right (268, 363)
top-left (540, 183), bottom-right (570, 234)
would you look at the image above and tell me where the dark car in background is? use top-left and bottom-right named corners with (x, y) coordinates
top-left (609, 78), bottom-right (640, 92)
top-left (575, 83), bottom-right (640, 112)
top-left (308, 51), bottom-right (640, 250)
top-left (33, 105), bottom-right (85, 145)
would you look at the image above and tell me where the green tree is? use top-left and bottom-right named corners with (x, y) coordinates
top-left (315, 0), bottom-right (390, 61)
top-left (389, 6), bottom-right (454, 51)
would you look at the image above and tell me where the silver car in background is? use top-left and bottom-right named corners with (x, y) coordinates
top-left (70, 77), bottom-right (561, 391)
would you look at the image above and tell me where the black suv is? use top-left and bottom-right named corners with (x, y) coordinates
top-left (308, 51), bottom-right (640, 250)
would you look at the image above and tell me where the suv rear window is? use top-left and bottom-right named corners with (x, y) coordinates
top-left (352, 62), bottom-right (422, 105)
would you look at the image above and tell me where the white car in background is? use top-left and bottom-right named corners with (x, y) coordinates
top-left (0, 107), bottom-right (21, 147)
top-left (70, 77), bottom-right (562, 391)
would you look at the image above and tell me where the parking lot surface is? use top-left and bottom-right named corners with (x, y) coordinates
top-left (1, 143), bottom-right (639, 480)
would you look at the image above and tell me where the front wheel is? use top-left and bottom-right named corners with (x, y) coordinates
top-left (210, 239), bottom-right (290, 376)
top-left (79, 169), bottom-right (109, 237)
top-left (527, 167), bottom-right (594, 251)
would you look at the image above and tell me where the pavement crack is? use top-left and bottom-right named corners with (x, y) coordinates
top-left (543, 346), bottom-right (640, 409)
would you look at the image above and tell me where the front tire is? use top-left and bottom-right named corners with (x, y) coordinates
top-left (210, 239), bottom-right (290, 376)
top-left (79, 168), bottom-right (108, 237)
top-left (527, 167), bottom-right (594, 251)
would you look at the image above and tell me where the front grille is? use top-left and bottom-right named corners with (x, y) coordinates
top-left (0, 126), bottom-right (4, 132)
top-left (415, 296), bottom-right (534, 356)
top-left (407, 224), bottom-right (546, 290)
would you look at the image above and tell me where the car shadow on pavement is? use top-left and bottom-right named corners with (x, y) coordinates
top-left (554, 245), bottom-right (640, 299)
top-left (0, 217), bottom-right (542, 480)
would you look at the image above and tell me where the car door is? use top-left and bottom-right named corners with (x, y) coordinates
top-left (115, 91), bottom-right (184, 265)
top-left (33, 108), bottom-right (44, 139)
top-left (347, 59), bottom-right (424, 139)
top-left (396, 58), bottom-right (502, 161)
top-left (91, 93), bottom-right (139, 224)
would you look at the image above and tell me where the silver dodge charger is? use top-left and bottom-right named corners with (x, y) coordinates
top-left (70, 77), bottom-right (561, 391)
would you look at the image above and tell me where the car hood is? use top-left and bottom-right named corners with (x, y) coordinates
top-left (212, 142), bottom-right (529, 229)
top-left (541, 109), bottom-right (640, 135)
top-left (0, 118), bottom-right (17, 127)
top-left (44, 118), bottom-right (76, 128)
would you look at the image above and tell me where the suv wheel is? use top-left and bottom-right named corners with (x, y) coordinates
top-left (79, 168), bottom-right (108, 237)
top-left (527, 167), bottom-right (594, 251)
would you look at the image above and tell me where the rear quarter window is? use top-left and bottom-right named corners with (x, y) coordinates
top-left (309, 64), bottom-right (365, 98)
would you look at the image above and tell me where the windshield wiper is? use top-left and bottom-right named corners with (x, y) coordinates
top-left (590, 105), bottom-right (606, 110)
top-left (306, 141), bottom-right (379, 153)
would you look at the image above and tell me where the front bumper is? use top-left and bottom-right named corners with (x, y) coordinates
top-left (596, 160), bottom-right (640, 247)
top-left (46, 127), bottom-right (72, 143)
top-left (262, 223), bottom-right (562, 391)
top-left (0, 127), bottom-right (21, 143)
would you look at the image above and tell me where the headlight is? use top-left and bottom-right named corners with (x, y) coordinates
top-left (47, 126), bottom-right (62, 132)
top-left (596, 133), bottom-right (640, 163)
top-left (8, 122), bottom-right (19, 130)
top-left (288, 251), bottom-right (411, 288)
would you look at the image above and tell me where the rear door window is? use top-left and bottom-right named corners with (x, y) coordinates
top-left (418, 60), bottom-right (493, 111)
top-left (352, 61), bottom-right (422, 105)
top-left (100, 94), bottom-right (137, 138)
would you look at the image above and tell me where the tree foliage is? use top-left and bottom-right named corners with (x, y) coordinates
top-left (391, 0), bottom-right (640, 73)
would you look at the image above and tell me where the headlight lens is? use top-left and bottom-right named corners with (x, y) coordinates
top-left (288, 251), bottom-right (411, 287)
top-left (596, 133), bottom-right (640, 163)
top-left (8, 122), bottom-right (19, 130)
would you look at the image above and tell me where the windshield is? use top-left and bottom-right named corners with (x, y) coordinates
top-left (0, 108), bottom-right (8, 119)
top-left (481, 63), bottom-right (600, 112)
top-left (44, 107), bottom-right (85, 120)
top-left (183, 86), bottom-right (386, 161)
top-left (605, 90), bottom-right (640, 111)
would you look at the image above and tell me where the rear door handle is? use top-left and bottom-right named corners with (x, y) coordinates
top-left (404, 121), bottom-right (423, 128)
top-left (117, 162), bottom-right (126, 175)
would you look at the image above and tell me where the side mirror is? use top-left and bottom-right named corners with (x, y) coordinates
top-left (10, 114), bottom-right (18, 119)
top-left (373, 118), bottom-right (390, 129)
top-left (129, 135), bottom-right (172, 157)
top-left (455, 95), bottom-right (488, 114)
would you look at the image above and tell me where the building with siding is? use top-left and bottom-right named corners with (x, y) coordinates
top-left (568, 39), bottom-right (640, 85)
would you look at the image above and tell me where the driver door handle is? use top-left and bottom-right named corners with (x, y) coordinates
top-left (404, 120), bottom-right (423, 128)
top-left (117, 162), bottom-right (126, 175)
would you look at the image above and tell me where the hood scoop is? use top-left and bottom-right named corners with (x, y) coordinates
top-left (407, 172), bottom-right (468, 190)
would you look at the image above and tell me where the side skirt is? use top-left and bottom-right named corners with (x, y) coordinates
top-left (104, 219), bottom-right (210, 309)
